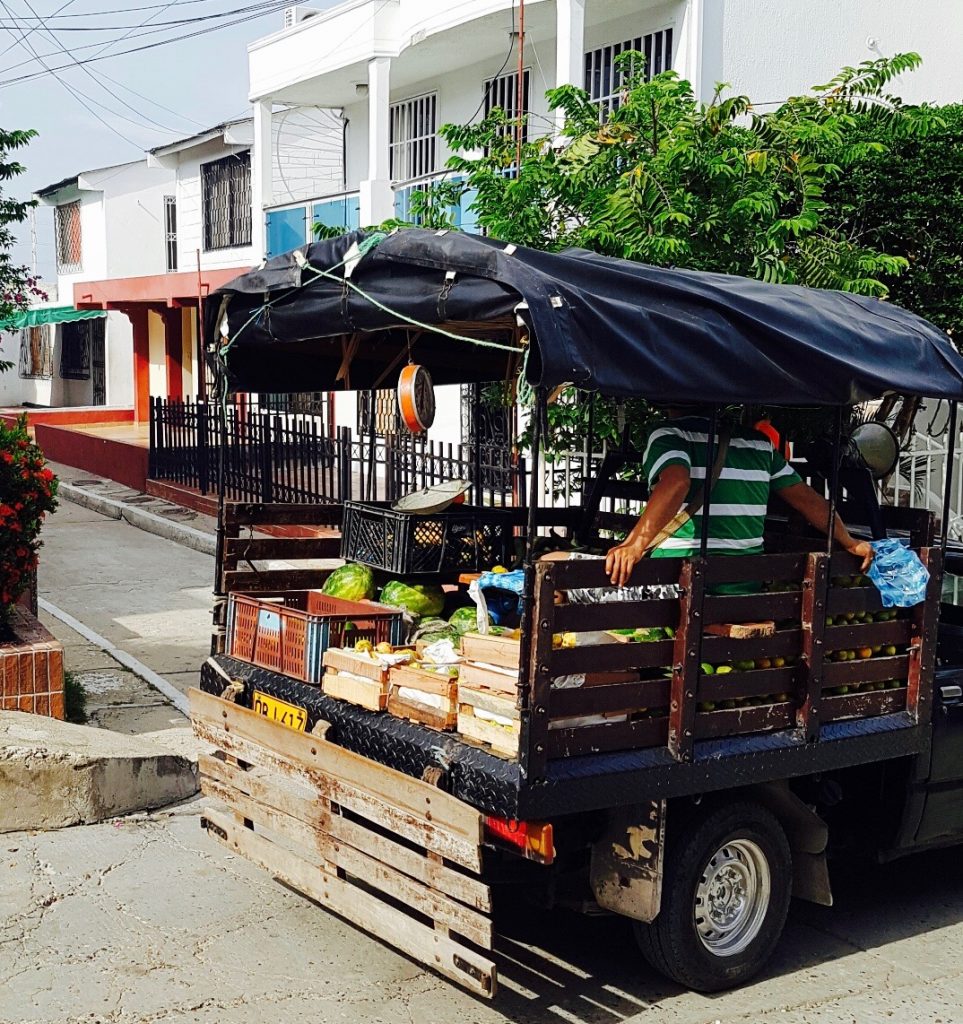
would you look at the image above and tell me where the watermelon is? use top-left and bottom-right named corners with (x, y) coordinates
top-left (321, 563), bottom-right (375, 602)
top-left (379, 580), bottom-right (445, 618)
top-left (449, 605), bottom-right (487, 635)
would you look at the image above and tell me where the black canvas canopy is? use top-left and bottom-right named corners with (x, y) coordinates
top-left (207, 228), bottom-right (963, 405)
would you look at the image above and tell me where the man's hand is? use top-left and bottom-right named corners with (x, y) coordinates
top-left (605, 538), bottom-right (647, 587)
top-left (847, 539), bottom-right (874, 573)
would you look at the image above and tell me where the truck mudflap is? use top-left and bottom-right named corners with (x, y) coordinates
top-left (190, 687), bottom-right (497, 998)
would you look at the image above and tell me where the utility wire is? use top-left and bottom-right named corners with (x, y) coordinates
top-left (0, 2), bottom-right (292, 86)
top-left (0, 0), bottom-right (75, 61)
top-left (0, 2), bottom-right (288, 30)
top-left (0, 0), bottom-right (142, 149)
top-left (15, 0), bottom-right (183, 136)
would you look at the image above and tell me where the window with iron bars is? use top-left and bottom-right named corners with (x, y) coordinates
top-left (164, 195), bottom-right (178, 272)
top-left (484, 68), bottom-right (531, 145)
top-left (55, 200), bottom-right (82, 272)
top-left (585, 28), bottom-right (674, 117)
top-left (201, 152), bottom-right (252, 251)
top-left (389, 94), bottom-right (437, 182)
top-left (18, 325), bottom-right (52, 379)
top-left (60, 317), bottom-right (104, 380)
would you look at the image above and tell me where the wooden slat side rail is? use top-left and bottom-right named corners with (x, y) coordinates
top-left (822, 654), bottom-right (910, 687)
top-left (552, 598), bottom-right (678, 633)
top-left (822, 688), bottom-right (908, 723)
top-left (698, 666), bottom-right (798, 702)
top-left (547, 716), bottom-right (668, 758)
top-left (549, 557), bottom-right (683, 589)
top-left (225, 502), bottom-right (344, 528)
top-left (703, 591), bottom-right (801, 622)
top-left (549, 639), bottom-right (675, 675)
top-left (224, 537), bottom-right (343, 561)
top-left (701, 629), bottom-right (802, 664)
top-left (703, 552), bottom-right (809, 585)
top-left (201, 810), bottom-right (496, 998)
top-left (908, 547), bottom-right (941, 725)
top-left (199, 755), bottom-right (491, 912)
top-left (826, 586), bottom-right (885, 616)
top-left (694, 702), bottom-right (794, 740)
top-left (190, 688), bottom-right (482, 850)
top-left (798, 552), bottom-right (828, 743)
top-left (823, 619), bottom-right (913, 649)
top-left (550, 679), bottom-right (671, 717)
top-left (522, 561), bottom-right (558, 784)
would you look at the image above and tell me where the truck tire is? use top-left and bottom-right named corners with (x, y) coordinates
top-left (634, 801), bottom-right (792, 992)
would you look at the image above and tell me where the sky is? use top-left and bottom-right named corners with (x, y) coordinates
top-left (0, 0), bottom-right (336, 283)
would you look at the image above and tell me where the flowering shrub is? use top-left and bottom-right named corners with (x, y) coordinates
top-left (0, 415), bottom-right (57, 617)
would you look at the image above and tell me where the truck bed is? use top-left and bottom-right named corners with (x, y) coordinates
top-left (202, 654), bottom-right (930, 820)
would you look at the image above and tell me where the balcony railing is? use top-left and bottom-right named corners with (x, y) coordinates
top-left (392, 173), bottom-right (480, 232)
top-left (265, 190), bottom-right (361, 258)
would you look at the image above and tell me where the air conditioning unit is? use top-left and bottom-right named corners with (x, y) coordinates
top-left (284, 6), bottom-right (321, 29)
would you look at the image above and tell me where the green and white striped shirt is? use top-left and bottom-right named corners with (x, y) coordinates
top-left (642, 416), bottom-right (802, 558)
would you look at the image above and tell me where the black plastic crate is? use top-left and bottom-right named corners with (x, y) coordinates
top-left (341, 500), bottom-right (514, 575)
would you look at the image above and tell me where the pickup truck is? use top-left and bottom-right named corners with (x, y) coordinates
top-left (191, 496), bottom-right (962, 996)
top-left (193, 227), bottom-right (963, 997)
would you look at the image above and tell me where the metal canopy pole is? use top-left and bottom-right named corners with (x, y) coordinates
top-left (524, 389), bottom-right (545, 564)
top-left (699, 405), bottom-right (719, 559)
top-left (826, 406), bottom-right (844, 556)
top-left (942, 400), bottom-right (959, 556)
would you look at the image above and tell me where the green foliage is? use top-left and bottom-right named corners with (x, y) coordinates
top-left (0, 415), bottom-right (58, 617)
top-left (407, 53), bottom-right (933, 452)
top-left (431, 53), bottom-right (929, 296)
top-left (827, 103), bottom-right (963, 343)
top-left (64, 670), bottom-right (87, 725)
top-left (0, 128), bottom-right (45, 373)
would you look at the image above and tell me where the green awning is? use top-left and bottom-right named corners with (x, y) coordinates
top-left (0, 305), bottom-right (107, 330)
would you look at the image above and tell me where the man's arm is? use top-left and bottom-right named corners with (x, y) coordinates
top-left (604, 465), bottom-right (690, 586)
top-left (777, 481), bottom-right (874, 571)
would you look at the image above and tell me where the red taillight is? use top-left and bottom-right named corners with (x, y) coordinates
top-left (484, 815), bottom-right (554, 863)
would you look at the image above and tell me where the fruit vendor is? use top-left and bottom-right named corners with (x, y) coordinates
top-left (605, 410), bottom-right (874, 588)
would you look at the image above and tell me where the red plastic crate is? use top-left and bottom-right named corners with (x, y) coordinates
top-left (226, 591), bottom-right (404, 683)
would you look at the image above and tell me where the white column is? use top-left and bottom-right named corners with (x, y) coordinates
top-left (360, 56), bottom-right (395, 225)
top-left (251, 97), bottom-right (273, 260)
top-left (677, 0), bottom-right (705, 102)
top-left (555, 0), bottom-right (586, 131)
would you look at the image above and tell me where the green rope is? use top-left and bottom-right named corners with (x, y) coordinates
top-left (218, 229), bottom-right (523, 360)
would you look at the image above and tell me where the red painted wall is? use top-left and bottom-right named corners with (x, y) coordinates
top-left (34, 423), bottom-right (148, 491)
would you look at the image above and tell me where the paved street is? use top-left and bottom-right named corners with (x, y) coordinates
top-left (3, 499), bottom-right (962, 1023)
top-left (38, 500), bottom-right (215, 697)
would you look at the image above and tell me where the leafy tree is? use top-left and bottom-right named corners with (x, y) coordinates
top-left (406, 54), bottom-right (937, 453)
top-left (0, 127), bottom-right (46, 373)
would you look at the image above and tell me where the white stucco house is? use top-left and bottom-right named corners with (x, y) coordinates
top-left (0, 159), bottom-right (175, 411)
top-left (243, 0), bottom-right (963, 445)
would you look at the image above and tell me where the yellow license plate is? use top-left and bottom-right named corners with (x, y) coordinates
top-left (252, 691), bottom-right (307, 732)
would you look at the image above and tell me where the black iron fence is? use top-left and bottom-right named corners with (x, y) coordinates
top-left (148, 395), bottom-right (525, 507)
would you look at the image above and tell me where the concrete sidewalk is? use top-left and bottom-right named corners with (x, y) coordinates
top-left (47, 460), bottom-right (218, 557)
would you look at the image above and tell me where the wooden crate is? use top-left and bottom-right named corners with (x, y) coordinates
top-left (460, 632), bottom-right (521, 670)
top-left (190, 688), bottom-right (496, 998)
top-left (388, 664), bottom-right (459, 730)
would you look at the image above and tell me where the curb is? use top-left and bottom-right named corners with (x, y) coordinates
top-left (39, 598), bottom-right (191, 717)
top-left (58, 482), bottom-right (217, 557)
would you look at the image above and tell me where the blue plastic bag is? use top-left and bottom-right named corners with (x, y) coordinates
top-left (866, 538), bottom-right (930, 608)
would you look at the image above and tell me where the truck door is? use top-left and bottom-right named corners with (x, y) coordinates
top-left (915, 592), bottom-right (963, 844)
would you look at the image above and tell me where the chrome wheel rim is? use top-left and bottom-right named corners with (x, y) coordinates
top-left (694, 838), bottom-right (771, 957)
